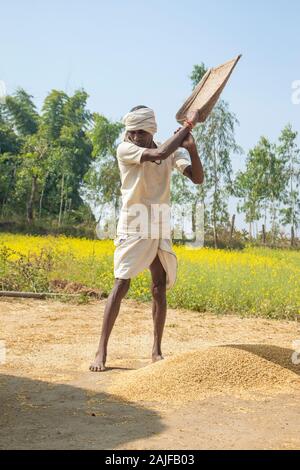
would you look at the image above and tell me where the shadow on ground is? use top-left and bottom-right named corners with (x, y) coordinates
top-left (0, 373), bottom-right (164, 450)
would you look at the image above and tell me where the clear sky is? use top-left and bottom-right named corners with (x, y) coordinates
top-left (1, 0), bottom-right (300, 227)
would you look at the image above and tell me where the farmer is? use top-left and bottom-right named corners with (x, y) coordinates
top-left (90, 106), bottom-right (204, 371)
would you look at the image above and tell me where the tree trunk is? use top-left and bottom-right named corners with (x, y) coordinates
top-left (97, 211), bottom-right (102, 224)
top-left (1, 200), bottom-right (6, 218)
top-left (1, 166), bottom-right (16, 218)
top-left (27, 175), bottom-right (38, 224)
top-left (192, 202), bottom-right (196, 236)
top-left (262, 224), bottom-right (266, 245)
top-left (229, 214), bottom-right (235, 246)
top-left (213, 217), bottom-right (218, 248)
top-left (63, 194), bottom-right (68, 221)
top-left (271, 204), bottom-right (277, 246)
top-left (58, 173), bottom-right (65, 227)
top-left (211, 133), bottom-right (218, 249)
top-left (212, 197), bottom-right (218, 248)
top-left (291, 225), bottom-right (295, 247)
top-left (38, 184), bottom-right (45, 220)
top-left (290, 161), bottom-right (294, 247)
top-left (38, 172), bottom-right (49, 220)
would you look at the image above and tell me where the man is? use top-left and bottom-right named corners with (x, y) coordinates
top-left (90, 106), bottom-right (204, 371)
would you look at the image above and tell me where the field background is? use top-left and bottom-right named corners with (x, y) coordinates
top-left (1, 232), bottom-right (299, 320)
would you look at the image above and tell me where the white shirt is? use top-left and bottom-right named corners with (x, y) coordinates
top-left (116, 140), bottom-right (191, 237)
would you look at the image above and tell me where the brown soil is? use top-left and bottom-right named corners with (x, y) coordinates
top-left (49, 279), bottom-right (103, 298)
top-left (0, 297), bottom-right (300, 450)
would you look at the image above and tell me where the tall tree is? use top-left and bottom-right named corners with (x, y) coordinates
top-left (235, 136), bottom-right (286, 243)
top-left (234, 138), bottom-right (271, 238)
top-left (35, 89), bottom-right (93, 223)
top-left (277, 124), bottom-right (300, 245)
top-left (190, 64), bottom-right (242, 247)
top-left (40, 90), bottom-right (68, 140)
top-left (1, 91), bottom-right (41, 221)
top-left (14, 133), bottom-right (49, 223)
top-left (5, 88), bottom-right (39, 136)
top-left (83, 113), bottom-right (124, 225)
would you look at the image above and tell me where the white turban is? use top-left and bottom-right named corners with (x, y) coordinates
top-left (122, 107), bottom-right (157, 140)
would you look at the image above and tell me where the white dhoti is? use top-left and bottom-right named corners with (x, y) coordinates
top-left (113, 234), bottom-right (178, 289)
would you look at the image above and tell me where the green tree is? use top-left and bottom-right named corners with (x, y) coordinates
top-left (33, 89), bottom-right (93, 224)
top-left (0, 105), bottom-right (21, 217)
top-left (0, 104), bottom-right (20, 154)
top-left (171, 166), bottom-right (198, 240)
top-left (234, 139), bottom-right (270, 238)
top-left (190, 63), bottom-right (207, 88)
top-left (235, 136), bottom-right (286, 243)
top-left (190, 64), bottom-right (242, 247)
top-left (277, 124), bottom-right (300, 245)
top-left (14, 134), bottom-right (49, 223)
top-left (5, 88), bottom-right (39, 136)
top-left (1, 88), bottom-right (94, 226)
top-left (83, 114), bottom-right (124, 225)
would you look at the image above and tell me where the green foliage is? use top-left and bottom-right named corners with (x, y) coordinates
top-left (1, 76), bottom-right (299, 246)
top-left (0, 88), bottom-right (95, 227)
top-left (193, 95), bottom-right (242, 245)
top-left (189, 63), bottom-right (208, 89)
top-left (0, 104), bottom-right (20, 154)
top-left (5, 88), bottom-right (39, 136)
top-left (235, 127), bottom-right (300, 243)
top-left (170, 63), bottom-right (243, 248)
top-left (83, 114), bottom-right (124, 213)
top-left (277, 125), bottom-right (300, 234)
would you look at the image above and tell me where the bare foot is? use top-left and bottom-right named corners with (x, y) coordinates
top-left (152, 354), bottom-right (164, 363)
top-left (89, 353), bottom-right (106, 372)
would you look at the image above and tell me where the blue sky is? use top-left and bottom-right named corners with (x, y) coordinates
top-left (1, 0), bottom-right (300, 228)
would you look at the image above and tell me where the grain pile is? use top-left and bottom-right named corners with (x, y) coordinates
top-left (108, 345), bottom-right (300, 403)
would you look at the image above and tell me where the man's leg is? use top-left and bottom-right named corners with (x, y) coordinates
top-left (89, 277), bottom-right (131, 372)
top-left (149, 254), bottom-right (167, 362)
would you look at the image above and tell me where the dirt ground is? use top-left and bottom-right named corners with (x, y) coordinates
top-left (0, 296), bottom-right (300, 450)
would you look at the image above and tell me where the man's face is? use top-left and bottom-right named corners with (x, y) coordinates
top-left (127, 129), bottom-right (153, 148)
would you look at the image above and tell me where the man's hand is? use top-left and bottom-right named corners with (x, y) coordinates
top-left (174, 127), bottom-right (196, 150)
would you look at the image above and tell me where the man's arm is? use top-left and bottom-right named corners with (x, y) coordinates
top-left (140, 110), bottom-right (200, 163)
top-left (182, 135), bottom-right (204, 185)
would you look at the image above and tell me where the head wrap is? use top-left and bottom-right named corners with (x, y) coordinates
top-left (122, 107), bottom-right (157, 141)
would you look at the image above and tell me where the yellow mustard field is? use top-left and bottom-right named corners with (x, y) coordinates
top-left (0, 233), bottom-right (299, 319)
